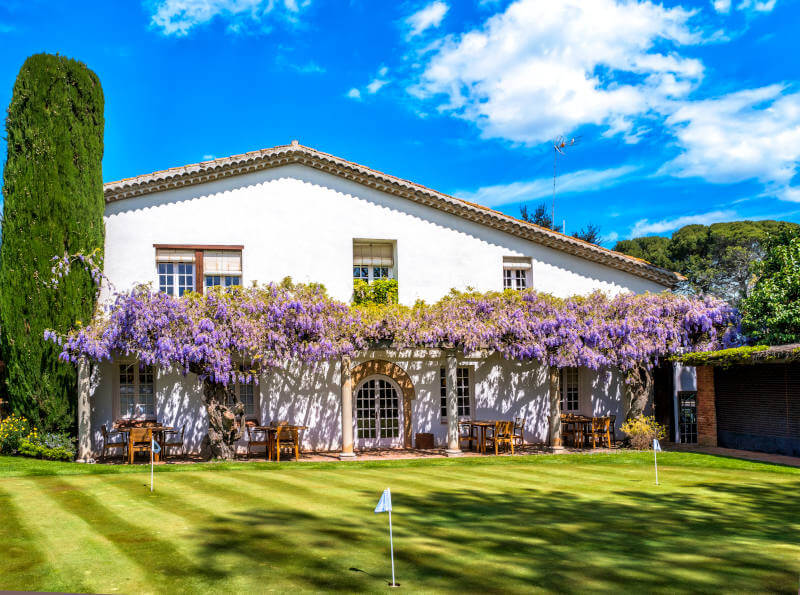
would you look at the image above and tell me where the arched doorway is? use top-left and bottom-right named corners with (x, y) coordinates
top-left (350, 359), bottom-right (415, 448)
top-left (354, 375), bottom-right (404, 449)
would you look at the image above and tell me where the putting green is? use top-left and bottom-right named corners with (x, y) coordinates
top-left (1, 451), bottom-right (798, 592)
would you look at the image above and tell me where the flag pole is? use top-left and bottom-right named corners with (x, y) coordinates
top-left (150, 438), bottom-right (154, 492)
top-left (654, 444), bottom-right (659, 486)
top-left (388, 509), bottom-right (396, 587)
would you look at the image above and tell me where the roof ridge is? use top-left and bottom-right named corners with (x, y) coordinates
top-left (103, 143), bottom-right (683, 287)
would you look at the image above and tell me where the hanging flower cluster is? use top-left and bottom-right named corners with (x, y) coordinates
top-left (47, 282), bottom-right (740, 385)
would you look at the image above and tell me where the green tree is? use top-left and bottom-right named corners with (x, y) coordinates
top-left (519, 202), bottom-right (554, 229)
top-left (740, 229), bottom-right (800, 345)
top-left (571, 223), bottom-right (602, 245)
top-left (0, 54), bottom-right (105, 431)
top-left (615, 220), bottom-right (800, 305)
top-left (613, 235), bottom-right (674, 270)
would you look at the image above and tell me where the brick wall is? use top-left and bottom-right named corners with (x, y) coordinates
top-left (696, 365), bottom-right (717, 446)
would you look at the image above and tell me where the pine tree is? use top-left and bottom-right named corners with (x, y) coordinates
top-left (0, 54), bottom-right (104, 431)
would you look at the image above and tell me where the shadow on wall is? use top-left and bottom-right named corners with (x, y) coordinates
top-left (259, 360), bottom-right (342, 452)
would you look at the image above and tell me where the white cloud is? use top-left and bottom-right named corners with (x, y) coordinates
top-left (367, 78), bottom-right (389, 94)
top-left (602, 231), bottom-right (620, 245)
top-left (406, 1), bottom-right (449, 38)
top-left (202, 154), bottom-right (216, 160)
top-left (346, 88), bottom-right (361, 100)
top-left (456, 165), bottom-right (639, 207)
top-left (737, 0), bottom-right (777, 12)
top-left (630, 209), bottom-right (737, 236)
top-left (149, 0), bottom-right (309, 36)
top-left (712, 0), bottom-right (731, 12)
top-left (661, 85), bottom-right (800, 200)
top-left (410, 0), bottom-right (704, 145)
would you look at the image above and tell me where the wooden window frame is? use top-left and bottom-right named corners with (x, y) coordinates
top-left (560, 367), bottom-right (580, 413)
top-left (154, 244), bottom-right (244, 295)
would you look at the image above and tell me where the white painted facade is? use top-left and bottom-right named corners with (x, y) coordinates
top-left (85, 158), bottom-right (672, 458)
top-left (102, 164), bottom-right (666, 304)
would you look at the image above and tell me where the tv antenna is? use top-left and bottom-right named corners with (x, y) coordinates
top-left (552, 136), bottom-right (579, 228)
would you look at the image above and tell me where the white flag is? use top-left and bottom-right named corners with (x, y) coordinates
top-left (653, 438), bottom-right (662, 452)
top-left (374, 488), bottom-right (392, 513)
top-left (152, 438), bottom-right (161, 454)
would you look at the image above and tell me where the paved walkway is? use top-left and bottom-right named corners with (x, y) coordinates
top-left (669, 443), bottom-right (800, 468)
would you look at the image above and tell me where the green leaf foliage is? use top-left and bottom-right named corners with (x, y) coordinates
top-left (352, 278), bottom-right (399, 305)
top-left (615, 220), bottom-right (800, 305)
top-left (740, 229), bottom-right (800, 345)
top-left (0, 54), bottom-right (105, 431)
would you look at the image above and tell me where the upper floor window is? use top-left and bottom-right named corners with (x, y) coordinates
top-left (203, 250), bottom-right (242, 290)
top-left (157, 249), bottom-right (195, 296)
top-left (353, 241), bottom-right (395, 283)
top-left (155, 246), bottom-right (243, 295)
top-left (118, 363), bottom-right (155, 419)
top-left (560, 367), bottom-right (580, 412)
top-left (503, 256), bottom-right (532, 291)
top-left (440, 366), bottom-right (471, 420)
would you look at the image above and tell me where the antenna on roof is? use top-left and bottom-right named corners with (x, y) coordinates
top-left (551, 136), bottom-right (579, 228)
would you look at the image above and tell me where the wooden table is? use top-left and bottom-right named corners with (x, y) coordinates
top-left (562, 416), bottom-right (609, 448)
top-left (116, 425), bottom-right (173, 463)
top-left (469, 421), bottom-right (501, 454)
top-left (253, 425), bottom-right (308, 461)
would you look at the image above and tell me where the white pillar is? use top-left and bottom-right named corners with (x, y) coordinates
top-left (445, 350), bottom-right (462, 456)
top-left (339, 355), bottom-right (356, 459)
top-left (77, 357), bottom-right (92, 462)
top-left (548, 366), bottom-right (565, 452)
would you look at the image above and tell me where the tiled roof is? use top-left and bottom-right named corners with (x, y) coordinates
top-left (104, 142), bottom-right (683, 287)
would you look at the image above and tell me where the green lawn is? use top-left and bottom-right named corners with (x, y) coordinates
top-left (1, 452), bottom-right (799, 593)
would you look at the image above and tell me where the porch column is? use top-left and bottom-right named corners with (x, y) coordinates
top-left (548, 366), bottom-right (565, 452)
top-left (77, 357), bottom-right (92, 462)
top-left (445, 350), bottom-right (462, 456)
top-left (339, 355), bottom-right (357, 459)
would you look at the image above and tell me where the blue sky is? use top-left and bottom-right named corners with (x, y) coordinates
top-left (1, 0), bottom-right (799, 246)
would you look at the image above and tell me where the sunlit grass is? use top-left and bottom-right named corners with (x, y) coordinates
top-left (1, 452), bottom-right (798, 592)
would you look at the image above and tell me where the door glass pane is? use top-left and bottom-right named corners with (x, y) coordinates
top-left (378, 379), bottom-right (399, 438)
top-left (356, 379), bottom-right (377, 439)
top-left (678, 391), bottom-right (698, 444)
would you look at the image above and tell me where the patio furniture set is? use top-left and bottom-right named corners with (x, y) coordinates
top-left (458, 419), bottom-right (525, 455)
top-left (560, 414), bottom-right (616, 448)
top-left (99, 419), bottom-right (306, 463)
top-left (101, 422), bottom-right (185, 463)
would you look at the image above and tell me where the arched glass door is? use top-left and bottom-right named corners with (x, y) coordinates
top-left (355, 377), bottom-right (402, 449)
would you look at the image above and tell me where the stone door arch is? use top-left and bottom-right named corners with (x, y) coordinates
top-left (350, 360), bottom-right (415, 448)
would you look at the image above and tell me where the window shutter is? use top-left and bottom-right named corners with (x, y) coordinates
top-left (204, 250), bottom-right (242, 275)
top-left (353, 242), bottom-right (394, 266)
top-left (156, 249), bottom-right (195, 263)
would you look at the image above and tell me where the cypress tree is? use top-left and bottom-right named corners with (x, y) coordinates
top-left (0, 54), bottom-right (104, 431)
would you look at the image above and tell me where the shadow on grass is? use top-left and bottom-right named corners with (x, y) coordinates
top-left (188, 478), bottom-right (800, 592)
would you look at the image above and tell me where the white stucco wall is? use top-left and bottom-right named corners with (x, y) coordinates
top-left (87, 353), bottom-right (628, 457)
top-left (102, 164), bottom-right (667, 305)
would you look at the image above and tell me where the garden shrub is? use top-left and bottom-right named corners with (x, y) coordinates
top-left (353, 278), bottom-right (398, 305)
top-left (17, 431), bottom-right (75, 461)
top-left (0, 414), bottom-right (31, 454)
top-left (620, 415), bottom-right (666, 450)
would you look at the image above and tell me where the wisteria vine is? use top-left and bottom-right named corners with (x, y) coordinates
top-left (46, 281), bottom-right (740, 385)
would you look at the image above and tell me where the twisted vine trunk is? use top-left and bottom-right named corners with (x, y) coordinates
top-left (624, 363), bottom-right (654, 421)
top-left (202, 379), bottom-right (244, 460)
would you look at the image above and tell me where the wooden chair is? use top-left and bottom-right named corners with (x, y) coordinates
top-left (272, 423), bottom-right (300, 462)
top-left (163, 424), bottom-right (185, 460)
top-left (458, 421), bottom-right (477, 451)
top-left (512, 417), bottom-right (525, 449)
top-left (245, 419), bottom-right (268, 459)
top-left (100, 424), bottom-right (127, 462)
top-left (486, 420), bottom-right (515, 455)
top-left (127, 427), bottom-right (153, 464)
top-left (560, 414), bottom-right (579, 448)
top-left (583, 417), bottom-right (611, 448)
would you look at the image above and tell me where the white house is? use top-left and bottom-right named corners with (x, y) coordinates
top-left (81, 141), bottom-right (681, 459)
